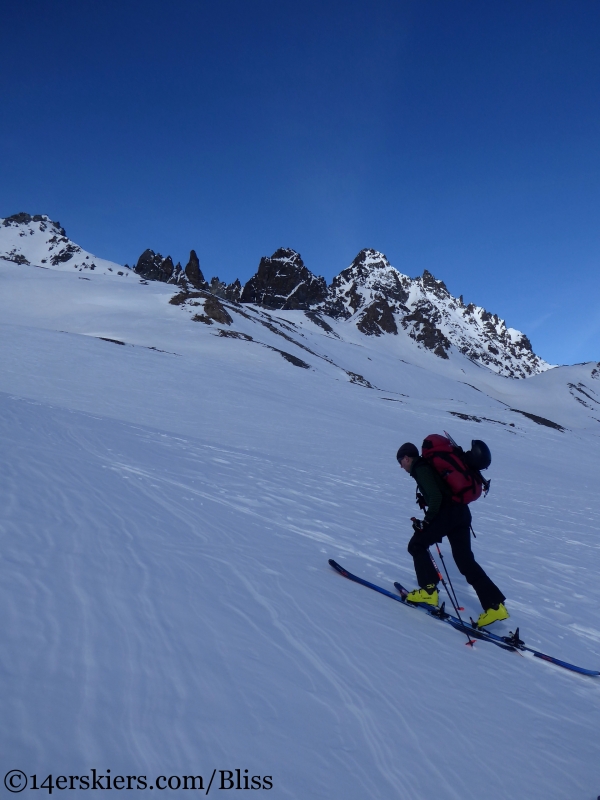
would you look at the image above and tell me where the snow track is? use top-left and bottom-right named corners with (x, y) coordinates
top-left (0, 264), bottom-right (599, 798)
top-left (1, 385), bottom-right (599, 799)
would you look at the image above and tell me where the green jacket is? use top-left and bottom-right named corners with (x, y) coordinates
top-left (409, 457), bottom-right (452, 523)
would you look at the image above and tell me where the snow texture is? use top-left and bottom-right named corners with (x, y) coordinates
top-left (0, 239), bottom-right (599, 800)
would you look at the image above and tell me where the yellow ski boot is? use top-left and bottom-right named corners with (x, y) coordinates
top-left (477, 603), bottom-right (509, 628)
top-left (405, 585), bottom-right (439, 606)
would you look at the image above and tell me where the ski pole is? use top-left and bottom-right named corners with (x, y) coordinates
top-left (428, 548), bottom-right (475, 646)
top-left (434, 543), bottom-right (464, 611)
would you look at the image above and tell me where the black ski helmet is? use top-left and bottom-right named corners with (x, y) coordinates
top-left (465, 439), bottom-right (491, 470)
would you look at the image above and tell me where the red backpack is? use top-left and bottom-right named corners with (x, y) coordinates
top-left (421, 433), bottom-right (490, 504)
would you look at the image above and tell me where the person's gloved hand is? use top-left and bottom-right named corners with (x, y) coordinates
top-left (411, 517), bottom-right (425, 533)
top-left (416, 492), bottom-right (427, 511)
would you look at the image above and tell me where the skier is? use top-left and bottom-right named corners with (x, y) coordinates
top-left (396, 441), bottom-right (509, 628)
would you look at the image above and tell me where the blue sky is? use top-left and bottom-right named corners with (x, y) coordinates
top-left (1, 0), bottom-right (599, 365)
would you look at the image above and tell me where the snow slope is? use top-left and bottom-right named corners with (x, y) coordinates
top-left (0, 215), bottom-right (551, 379)
top-left (0, 213), bottom-right (130, 277)
top-left (0, 258), bottom-right (599, 799)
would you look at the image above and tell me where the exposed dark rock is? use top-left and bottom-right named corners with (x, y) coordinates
top-left (450, 412), bottom-right (482, 422)
top-left (209, 276), bottom-right (242, 302)
top-left (356, 299), bottom-right (398, 336)
top-left (241, 248), bottom-right (327, 310)
top-left (449, 412), bottom-right (515, 427)
top-left (320, 296), bottom-right (353, 320)
top-left (226, 279), bottom-right (242, 302)
top-left (203, 295), bottom-right (233, 325)
top-left (51, 243), bottom-right (79, 265)
top-left (217, 330), bottom-right (253, 340)
top-left (184, 250), bottom-right (208, 289)
top-left (99, 337), bottom-right (126, 345)
top-left (216, 330), bottom-right (310, 368)
top-left (517, 334), bottom-right (533, 353)
top-left (304, 310), bottom-right (336, 334)
top-left (341, 250), bottom-right (408, 300)
top-left (324, 249), bottom-right (409, 320)
top-left (420, 270), bottom-right (449, 297)
top-left (169, 290), bottom-right (194, 306)
top-left (510, 409), bottom-right (565, 431)
top-left (401, 302), bottom-right (451, 359)
top-left (2, 213), bottom-right (65, 235)
top-left (6, 252), bottom-right (30, 265)
top-left (0, 212), bottom-right (548, 379)
top-left (209, 277), bottom-right (225, 296)
top-left (346, 371), bottom-right (375, 389)
top-left (346, 284), bottom-right (364, 314)
top-left (277, 350), bottom-right (311, 368)
top-left (134, 249), bottom-right (178, 283)
top-left (172, 288), bottom-right (232, 325)
top-left (591, 364), bottom-right (600, 380)
top-left (568, 382), bottom-right (600, 406)
top-left (3, 212), bottom-right (33, 226)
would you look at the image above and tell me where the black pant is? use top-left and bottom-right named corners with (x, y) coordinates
top-left (407, 504), bottom-right (505, 611)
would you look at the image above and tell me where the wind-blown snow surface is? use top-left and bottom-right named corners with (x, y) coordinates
top-left (1, 260), bottom-right (599, 799)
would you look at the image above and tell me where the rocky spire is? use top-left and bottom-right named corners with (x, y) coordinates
top-left (240, 248), bottom-right (327, 310)
top-left (134, 250), bottom-right (179, 283)
top-left (183, 250), bottom-right (208, 290)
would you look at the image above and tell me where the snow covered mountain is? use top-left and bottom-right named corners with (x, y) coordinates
top-left (320, 248), bottom-right (547, 379)
top-left (154, 244), bottom-right (551, 379)
top-left (0, 213), bottom-right (129, 277)
top-left (0, 214), bottom-right (550, 379)
top-left (1, 215), bottom-right (600, 800)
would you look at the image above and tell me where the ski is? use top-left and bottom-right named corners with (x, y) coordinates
top-left (328, 559), bottom-right (600, 676)
top-left (393, 580), bottom-right (600, 675)
top-left (327, 559), bottom-right (513, 651)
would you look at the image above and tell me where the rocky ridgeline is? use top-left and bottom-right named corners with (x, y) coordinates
top-left (141, 244), bottom-right (546, 378)
top-left (134, 248), bottom-right (242, 300)
top-left (0, 213), bottom-right (548, 378)
top-left (324, 249), bottom-right (547, 377)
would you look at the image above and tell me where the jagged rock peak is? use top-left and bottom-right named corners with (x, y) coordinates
top-left (348, 248), bottom-right (392, 273)
top-left (208, 276), bottom-right (242, 303)
top-left (134, 249), bottom-right (180, 284)
top-left (419, 269), bottom-right (449, 297)
top-left (184, 250), bottom-right (208, 290)
top-left (336, 249), bottom-right (398, 285)
top-left (268, 247), bottom-right (305, 270)
top-left (240, 248), bottom-right (327, 310)
top-left (133, 245), bottom-right (242, 299)
top-left (324, 249), bottom-right (411, 319)
top-left (314, 248), bottom-right (550, 378)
